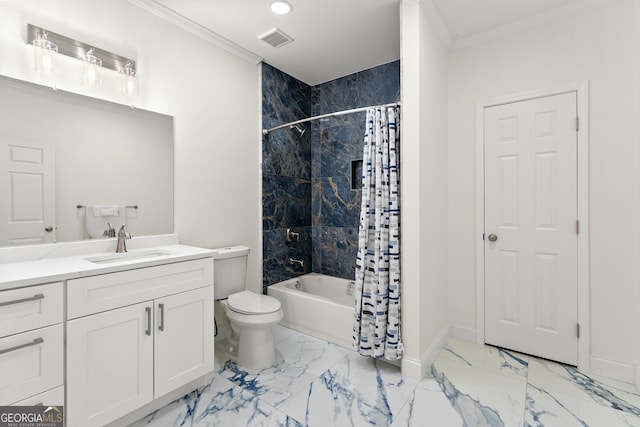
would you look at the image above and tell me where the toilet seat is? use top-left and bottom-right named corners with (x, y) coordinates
top-left (228, 290), bottom-right (281, 315)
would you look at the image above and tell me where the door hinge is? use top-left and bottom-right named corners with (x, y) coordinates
top-left (576, 220), bottom-right (580, 235)
top-left (577, 323), bottom-right (580, 338)
top-left (576, 116), bottom-right (579, 132)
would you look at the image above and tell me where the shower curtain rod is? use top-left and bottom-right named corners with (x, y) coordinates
top-left (262, 101), bottom-right (400, 135)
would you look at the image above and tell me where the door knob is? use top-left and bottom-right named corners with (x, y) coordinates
top-left (488, 234), bottom-right (498, 242)
top-left (44, 226), bottom-right (53, 232)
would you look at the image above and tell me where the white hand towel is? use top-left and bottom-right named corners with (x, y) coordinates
top-left (93, 205), bottom-right (120, 217)
top-left (85, 205), bottom-right (126, 238)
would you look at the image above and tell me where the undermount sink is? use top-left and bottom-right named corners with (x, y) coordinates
top-left (85, 250), bottom-right (172, 264)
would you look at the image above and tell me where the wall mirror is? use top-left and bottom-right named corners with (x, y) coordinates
top-left (0, 75), bottom-right (174, 246)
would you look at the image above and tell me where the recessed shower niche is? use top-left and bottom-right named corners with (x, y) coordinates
top-left (351, 159), bottom-right (363, 191)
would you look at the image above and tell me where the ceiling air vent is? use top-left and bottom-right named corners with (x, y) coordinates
top-left (258, 28), bottom-right (294, 48)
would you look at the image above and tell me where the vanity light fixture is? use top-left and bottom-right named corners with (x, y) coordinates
top-left (82, 48), bottom-right (102, 88)
top-left (27, 24), bottom-right (137, 93)
top-left (120, 62), bottom-right (137, 96)
top-left (270, 1), bottom-right (292, 15)
top-left (32, 31), bottom-right (59, 74)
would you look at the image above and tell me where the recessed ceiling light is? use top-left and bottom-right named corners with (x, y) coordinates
top-left (270, 1), bottom-right (292, 15)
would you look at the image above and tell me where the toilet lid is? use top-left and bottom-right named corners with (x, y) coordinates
top-left (228, 290), bottom-right (281, 315)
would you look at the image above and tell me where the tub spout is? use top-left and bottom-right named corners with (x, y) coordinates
top-left (289, 258), bottom-right (304, 268)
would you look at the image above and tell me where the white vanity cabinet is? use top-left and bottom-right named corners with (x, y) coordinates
top-left (0, 282), bottom-right (64, 406)
top-left (65, 258), bottom-right (214, 427)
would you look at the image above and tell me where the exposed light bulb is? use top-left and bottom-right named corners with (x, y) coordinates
top-left (32, 32), bottom-right (58, 74)
top-left (82, 48), bottom-right (102, 88)
top-left (120, 62), bottom-right (138, 97)
top-left (41, 53), bottom-right (53, 72)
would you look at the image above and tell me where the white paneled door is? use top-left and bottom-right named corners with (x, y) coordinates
top-left (484, 92), bottom-right (578, 366)
top-left (0, 138), bottom-right (56, 245)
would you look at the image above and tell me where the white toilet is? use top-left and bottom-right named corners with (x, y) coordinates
top-left (213, 246), bottom-right (283, 370)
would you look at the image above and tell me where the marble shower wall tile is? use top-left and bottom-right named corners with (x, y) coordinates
top-left (262, 64), bottom-right (312, 289)
top-left (262, 63), bottom-right (310, 128)
top-left (311, 61), bottom-right (400, 116)
top-left (262, 175), bottom-right (311, 231)
top-left (310, 60), bottom-right (400, 279)
top-left (312, 177), bottom-right (361, 228)
top-left (263, 129), bottom-right (311, 179)
top-left (317, 114), bottom-right (365, 179)
top-left (262, 61), bottom-right (399, 287)
top-left (311, 226), bottom-right (358, 279)
top-left (263, 227), bottom-right (311, 291)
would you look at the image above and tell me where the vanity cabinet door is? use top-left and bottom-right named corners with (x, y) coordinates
top-left (154, 286), bottom-right (214, 397)
top-left (66, 302), bottom-right (153, 427)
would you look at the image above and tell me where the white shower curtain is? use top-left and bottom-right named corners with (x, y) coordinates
top-left (352, 106), bottom-right (401, 360)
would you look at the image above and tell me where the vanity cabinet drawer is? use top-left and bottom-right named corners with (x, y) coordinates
top-left (67, 258), bottom-right (213, 319)
top-left (13, 385), bottom-right (64, 406)
top-left (0, 283), bottom-right (63, 337)
top-left (0, 324), bottom-right (64, 405)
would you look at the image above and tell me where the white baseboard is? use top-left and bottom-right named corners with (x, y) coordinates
top-left (402, 325), bottom-right (450, 381)
top-left (589, 356), bottom-right (637, 385)
top-left (401, 356), bottom-right (424, 381)
top-left (399, 324), bottom-right (638, 387)
top-left (449, 325), bottom-right (477, 343)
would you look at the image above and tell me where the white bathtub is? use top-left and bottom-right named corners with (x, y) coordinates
top-left (267, 273), bottom-right (355, 349)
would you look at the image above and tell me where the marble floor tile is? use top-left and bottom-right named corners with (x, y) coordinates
top-left (391, 377), bottom-right (466, 427)
top-left (278, 351), bottom-right (418, 427)
top-left (429, 356), bottom-right (528, 427)
top-left (272, 324), bottom-right (297, 344)
top-left (441, 338), bottom-right (529, 381)
top-left (525, 383), bottom-right (640, 427)
top-left (219, 328), bottom-right (349, 408)
top-left (527, 357), bottom-right (640, 418)
top-left (130, 327), bottom-right (640, 427)
top-left (257, 409), bottom-right (304, 427)
top-left (129, 375), bottom-right (274, 427)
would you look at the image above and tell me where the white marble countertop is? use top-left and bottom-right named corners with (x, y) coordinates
top-left (0, 235), bottom-right (216, 291)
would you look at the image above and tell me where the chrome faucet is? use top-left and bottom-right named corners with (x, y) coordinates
top-left (103, 222), bottom-right (116, 238)
top-left (289, 258), bottom-right (304, 268)
top-left (115, 225), bottom-right (131, 253)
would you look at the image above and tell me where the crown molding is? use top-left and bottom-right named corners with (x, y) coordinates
top-left (451, 0), bottom-right (620, 50)
top-left (412, 0), bottom-right (453, 48)
top-left (126, 0), bottom-right (262, 65)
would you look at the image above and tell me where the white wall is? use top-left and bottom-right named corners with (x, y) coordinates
top-left (401, 0), bottom-right (449, 378)
top-left (0, 0), bottom-right (263, 288)
top-left (635, 0), bottom-right (640, 387)
top-left (448, 0), bottom-right (640, 367)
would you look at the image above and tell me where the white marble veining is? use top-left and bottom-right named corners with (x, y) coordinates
top-left (0, 234), bottom-right (215, 290)
top-left (130, 325), bottom-right (640, 427)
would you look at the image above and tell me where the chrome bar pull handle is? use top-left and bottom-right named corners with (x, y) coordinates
top-left (158, 303), bottom-right (165, 332)
top-left (0, 293), bottom-right (44, 307)
top-left (145, 306), bottom-right (152, 336)
top-left (0, 337), bottom-right (44, 355)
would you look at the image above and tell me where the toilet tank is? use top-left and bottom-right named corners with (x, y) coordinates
top-left (213, 246), bottom-right (250, 299)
